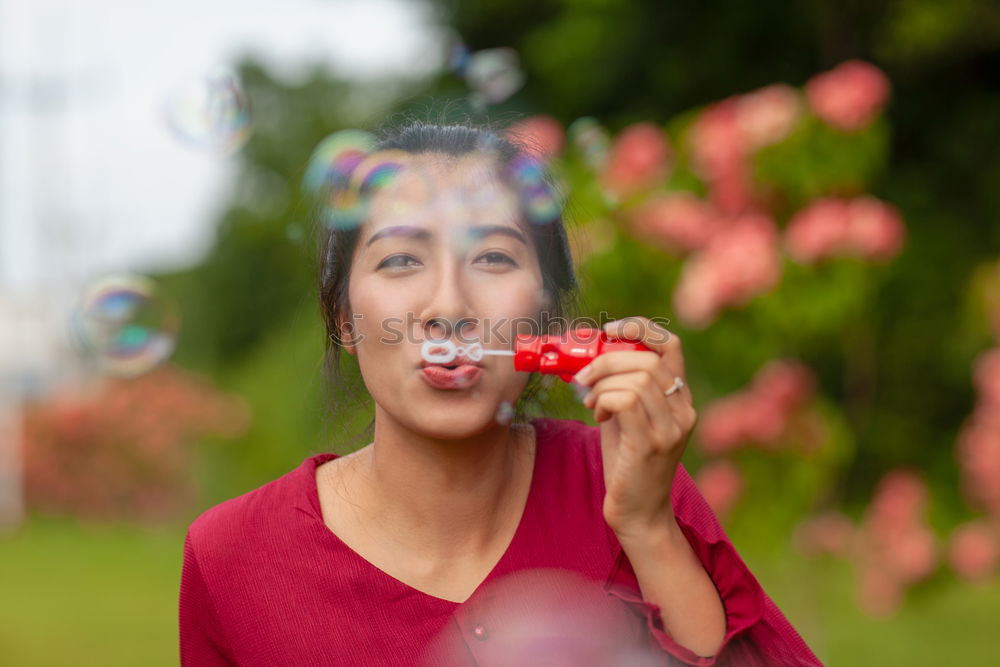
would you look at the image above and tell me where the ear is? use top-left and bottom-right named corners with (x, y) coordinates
top-left (336, 312), bottom-right (358, 356)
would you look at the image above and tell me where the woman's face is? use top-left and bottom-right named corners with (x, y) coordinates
top-left (344, 151), bottom-right (548, 439)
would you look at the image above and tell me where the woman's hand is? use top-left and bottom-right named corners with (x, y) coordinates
top-left (572, 317), bottom-right (697, 543)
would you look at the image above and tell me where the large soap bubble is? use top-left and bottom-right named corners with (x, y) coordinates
top-left (163, 71), bottom-right (253, 154)
top-left (71, 274), bottom-right (179, 378)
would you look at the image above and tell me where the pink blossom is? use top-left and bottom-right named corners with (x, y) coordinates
top-left (740, 393), bottom-right (787, 446)
top-left (600, 122), bottom-right (671, 198)
top-left (805, 59), bottom-right (891, 132)
top-left (948, 520), bottom-right (1000, 582)
top-left (852, 469), bottom-right (940, 617)
top-left (697, 394), bottom-right (758, 454)
top-left (956, 412), bottom-right (1000, 518)
top-left (752, 359), bottom-right (816, 414)
top-left (697, 356), bottom-right (817, 452)
top-left (505, 115), bottom-right (565, 162)
top-left (972, 347), bottom-right (1000, 410)
top-left (704, 213), bottom-right (782, 305)
top-left (868, 468), bottom-right (929, 527)
top-left (884, 524), bottom-right (938, 581)
top-left (707, 166), bottom-right (754, 215)
top-left (784, 197), bottom-right (852, 264)
top-left (676, 212), bottom-right (782, 328)
top-left (689, 99), bottom-right (754, 214)
top-left (672, 255), bottom-right (725, 329)
top-left (856, 469), bottom-right (938, 585)
top-left (736, 84), bottom-right (801, 149)
top-left (22, 364), bottom-right (251, 522)
top-left (846, 196), bottom-right (906, 261)
top-left (628, 192), bottom-right (720, 253)
top-left (694, 459), bottom-right (745, 520)
top-left (689, 98), bottom-right (746, 179)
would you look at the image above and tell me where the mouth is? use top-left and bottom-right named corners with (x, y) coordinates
top-left (419, 358), bottom-right (483, 390)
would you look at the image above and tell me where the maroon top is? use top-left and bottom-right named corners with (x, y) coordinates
top-left (179, 417), bottom-right (824, 666)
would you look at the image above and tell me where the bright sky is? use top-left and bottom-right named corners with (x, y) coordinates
top-left (0, 0), bottom-right (445, 293)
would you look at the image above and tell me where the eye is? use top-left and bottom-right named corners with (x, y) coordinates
top-left (475, 251), bottom-right (517, 267)
top-left (377, 254), bottom-right (420, 270)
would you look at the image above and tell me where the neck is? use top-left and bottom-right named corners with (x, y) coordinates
top-left (354, 412), bottom-right (535, 560)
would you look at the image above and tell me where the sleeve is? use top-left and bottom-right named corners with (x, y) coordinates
top-left (179, 530), bottom-right (238, 667)
top-left (604, 463), bottom-right (825, 666)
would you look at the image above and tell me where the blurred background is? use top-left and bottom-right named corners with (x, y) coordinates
top-left (2, 0), bottom-right (999, 664)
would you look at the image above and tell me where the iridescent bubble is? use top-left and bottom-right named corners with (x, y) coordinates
top-left (303, 136), bottom-right (409, 231)
top-left (508, 155), bottom-right (561, 224)
top-left (447, 41), bottom-right (472, 74)
top-left (350, 149), bottom-right (408, 197)
top-left (163, 72), bottom-right (253, 154)
top-left (285, 223), bottom-right (305, 244)
top-left (495, 400), bottom-right (515, 425)
top-left (462, 47), bottom-right (525, 106)
top-left (423, 568), bottom-right (663, 666)
top-left (71, 275), bottom-right (180, 378)
top-left (568, 117), bottom-right (610, 171)
top-left (302, 129), bottom-right (376, 195)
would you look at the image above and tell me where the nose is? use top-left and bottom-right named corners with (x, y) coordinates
top-left (425, 316), bottom-right (477, 343)
top-left (421, 265), bottom-right (478, 343)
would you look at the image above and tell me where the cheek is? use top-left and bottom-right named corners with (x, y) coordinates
top-left (349, 275), bottom-right (408, 334)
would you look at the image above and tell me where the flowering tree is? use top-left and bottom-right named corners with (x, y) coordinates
top-left (21, 364), bottom-right (250, 523)
top-left (507, 59), bottom-right (997, 616)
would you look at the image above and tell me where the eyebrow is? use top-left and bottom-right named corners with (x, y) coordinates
top-left (364, 224), bottom-right (528, 248)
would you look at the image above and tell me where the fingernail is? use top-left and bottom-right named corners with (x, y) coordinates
top-left (573, 366), bottom-right (592, 384)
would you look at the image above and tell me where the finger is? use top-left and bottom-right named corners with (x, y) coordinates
top-left (592, 388), bottom-right (653, 431)
top-left (603, 316), bottom-right (674, 356)
top-left (573, 349), bottom-right (663, 388)
top-left (585, 370), bottom-right (689, 441)
top-left (602, 317), bottom-right (691, 403)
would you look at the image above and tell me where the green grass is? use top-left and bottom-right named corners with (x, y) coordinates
top-left (0, 516), bottom-right (187, 667)
top-left (1, 516), bottom-right (997, 665)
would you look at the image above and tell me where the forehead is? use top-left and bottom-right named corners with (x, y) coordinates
top-left (361, 151), bottom-right (523, 234)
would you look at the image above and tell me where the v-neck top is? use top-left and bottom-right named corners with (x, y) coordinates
top-left (179, 417), bottom-right (824, 666)
top-left (307, 423), bottom-right (543, 607)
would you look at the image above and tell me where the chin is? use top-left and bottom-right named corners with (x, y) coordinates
top-left (406, 405), bottom-right (498, 440)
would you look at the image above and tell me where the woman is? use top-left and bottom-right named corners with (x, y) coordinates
top-left (179, 121), bottom-right (824, 666)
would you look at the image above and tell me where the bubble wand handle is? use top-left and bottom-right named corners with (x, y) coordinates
top-left (511, 327), bottom-right (652, 382)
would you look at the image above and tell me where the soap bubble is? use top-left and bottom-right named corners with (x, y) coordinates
top-left (285, 223), bottom-right (305, 244)
top-left (508, 155), bottom-right (562, 225)
top-left (71, 275), bottom-right (180, 378)
top-left (424, 568), bottom-right (662, 666)
top-left (163, 71), bottom-right (253, 154)
top-left (302, 130), bottom-right (376, 194)
top-left (495, 400), bottom-right (515, 425)
top-left (303, 133), bottom-right (410, 231)
top-left (449, 42), bottom-right (524, 108)
top-left (568, 117), bottom-right (610, 171)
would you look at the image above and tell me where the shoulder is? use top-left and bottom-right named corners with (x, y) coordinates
top-left (185, 454), bottom-right (328, 560)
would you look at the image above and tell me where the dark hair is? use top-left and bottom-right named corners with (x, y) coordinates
top-left (317, 120), bottom-right (580, 451)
